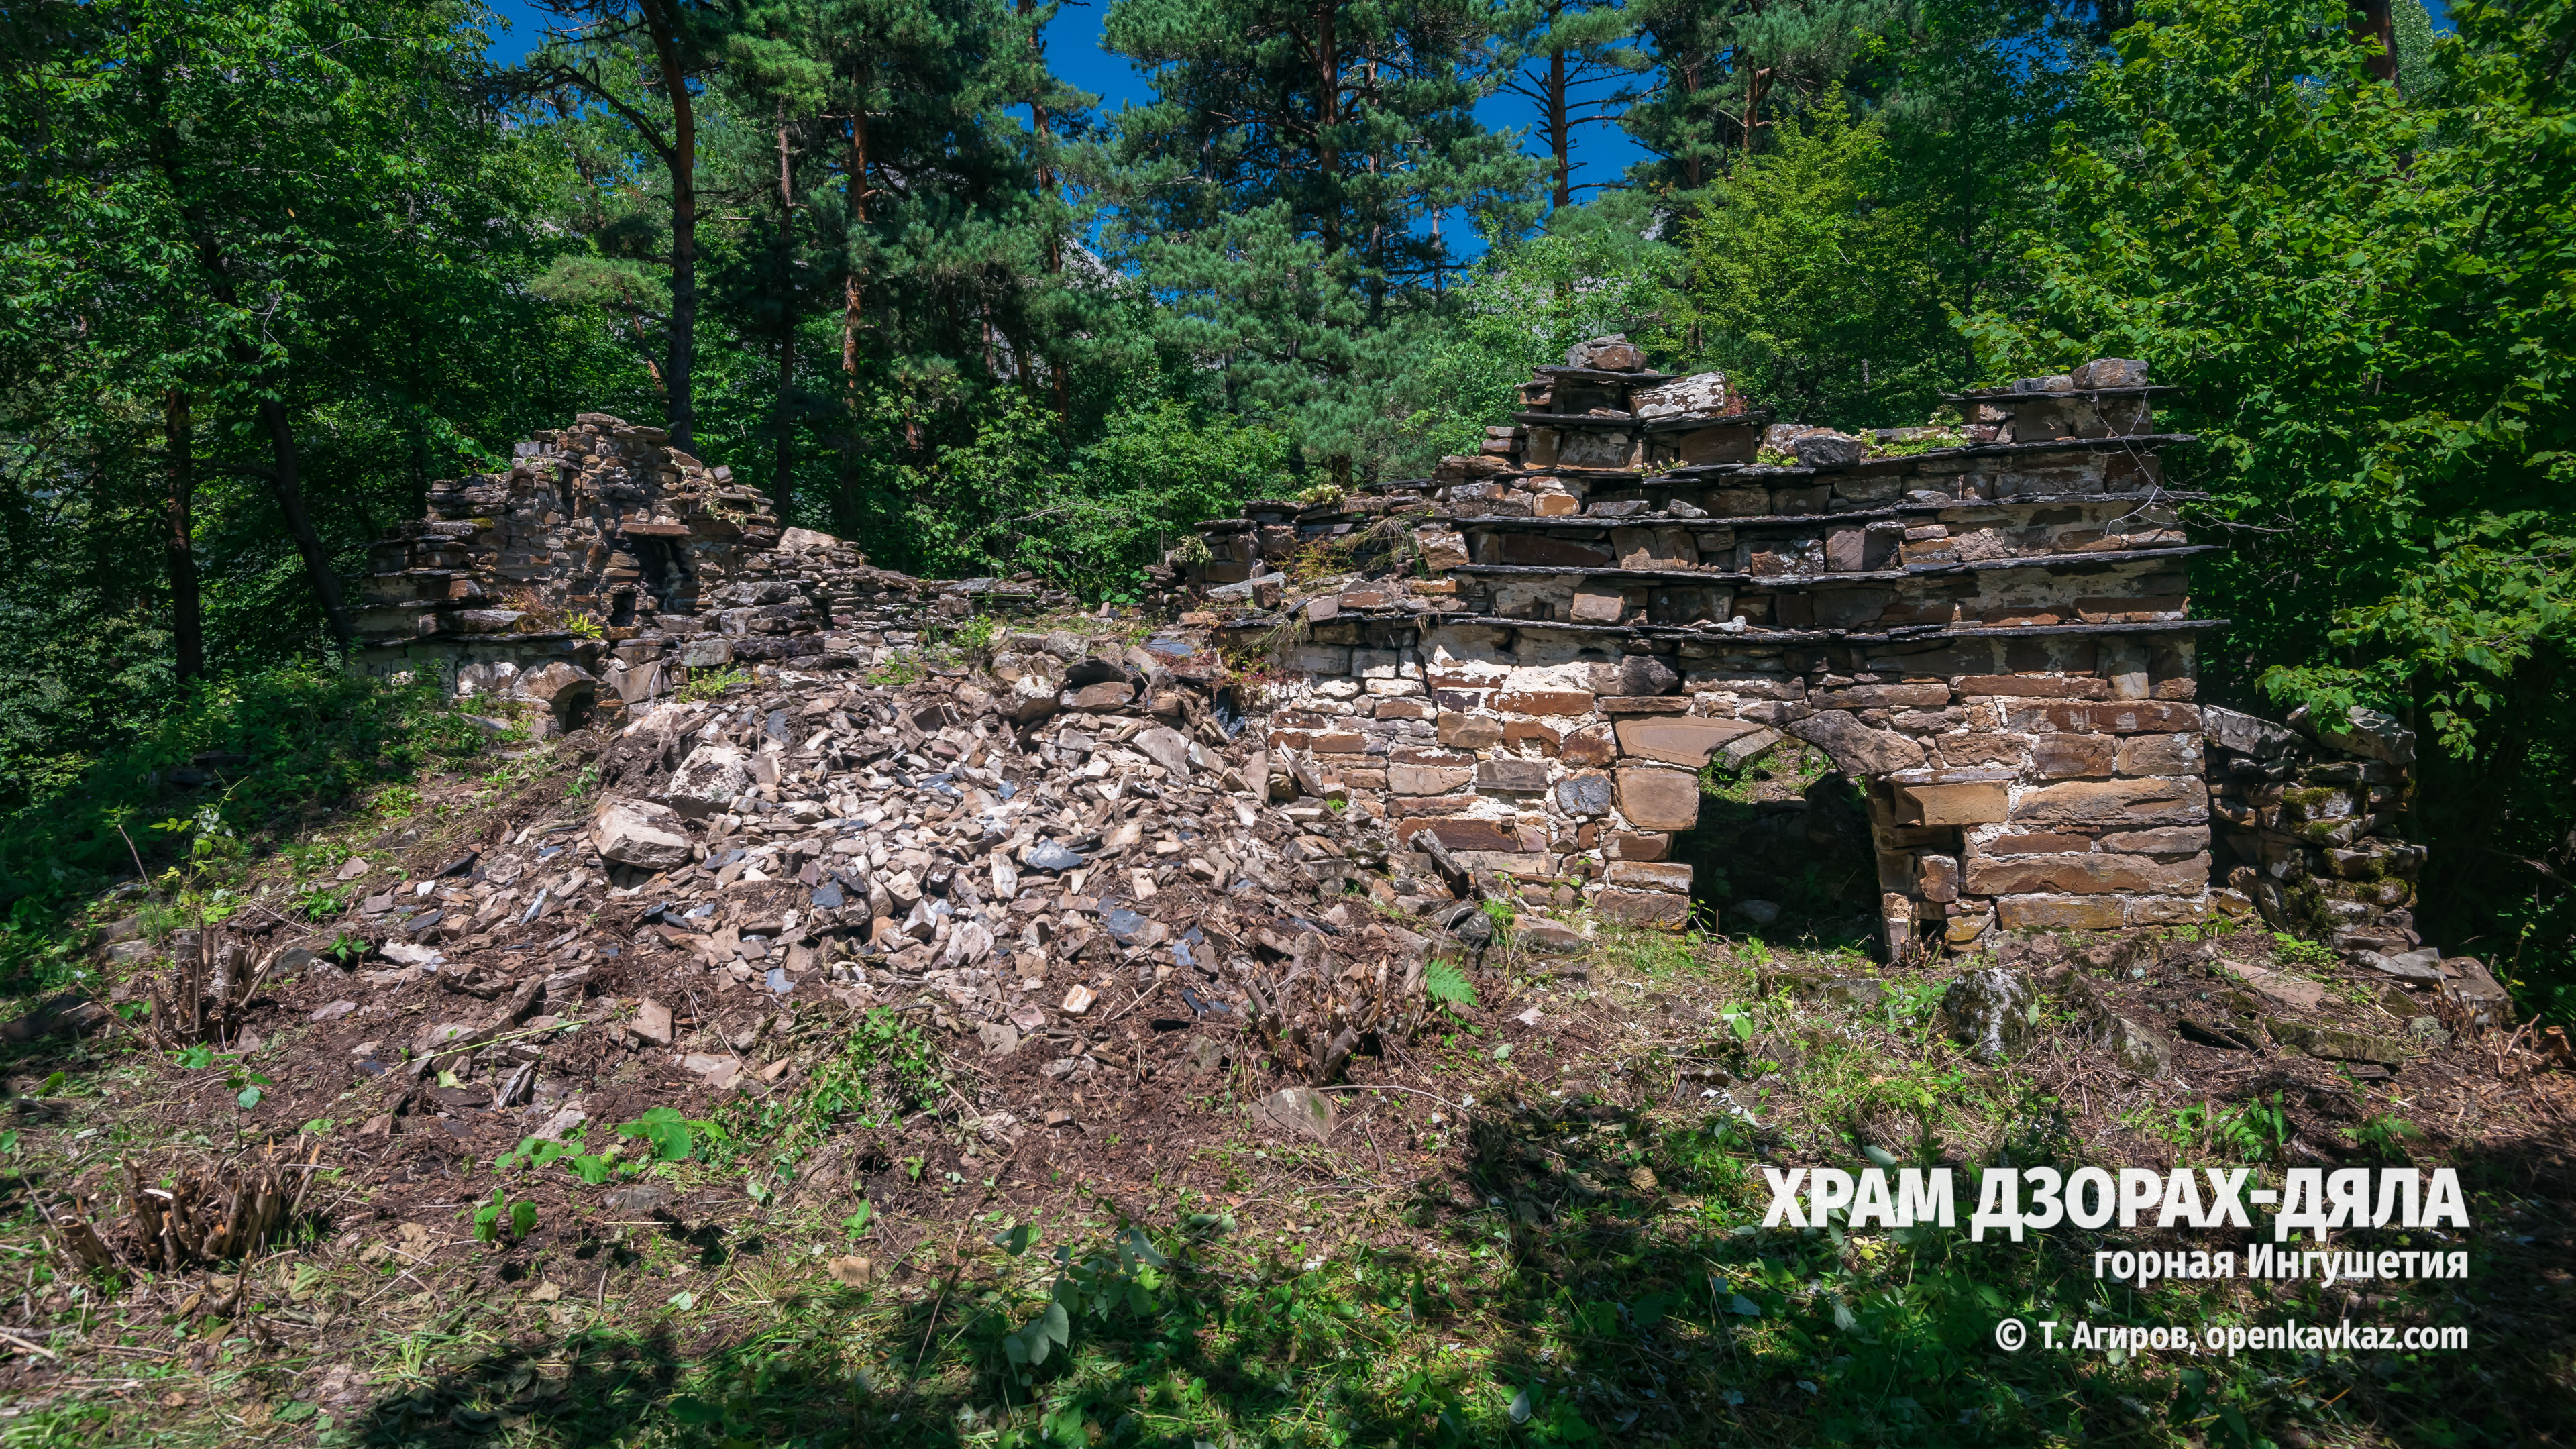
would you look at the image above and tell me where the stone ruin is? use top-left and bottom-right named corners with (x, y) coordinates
top-left (1173, 337), bottom-right (2429, 958)
top-left (350, 413), bottom-right (1073, 732)
top-left (341, 380), bottom-right (2432, 964)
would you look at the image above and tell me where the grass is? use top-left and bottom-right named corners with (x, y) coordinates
top-left (0, 920), bottom-right (2547, 1448)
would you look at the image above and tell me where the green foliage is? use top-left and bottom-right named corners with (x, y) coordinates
top-left (615, 1106), bottom-right (727, 1164)
top-left (1424, 957), bottom-right (1479, 1008)
top-left (718, 1008), bottom-right (945, 1183)
top-left (496, 1129), bottom-right (623, 1186)
top-left (678, 667), bottom-right (751, 702)
top-left (1672, 92), bottom-right (1956, 424)
top-left (1960, 0), bottom-right (2576, 1018)
top-left (0, 669), bottom-right (484, 994)
top-left (470, 1187), bottom-right (537, 1244)
top-left (1391, 201), bottom-right (1676, 471)
top-left (2271, 933), bottom-right (2337, 971)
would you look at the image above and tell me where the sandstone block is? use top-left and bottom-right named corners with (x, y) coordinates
top-left (1615, 767), bottom-right (1702, 831)
top-left (1389, 765), bottom-right (1472, 796)
top-left (2097, 825), bottom-right (2210, 855)
top-left (2115, 733), bottom-right (2202, 776)
top-left (1397, 818), bottom-right (1523, 853)
top-left (1594, 888), bottom-right (1690, 928)
top-left (1896, 782), bottom-right (2008, 826)
top-left (1786, 710), bottom-right (1925, 776)
top-left (1560, 728), bottom-right (1618, 766)
top-left (1613, 715), bottom-right (1766, 768)
top-left (1995, 893), bottom-right (2126, 930)
top-left (2003, 700), bottom-right (2203, 734)
top-left (1964, 852), bottom-right (2212, 896)
top-left (1983, 830), bottom-right (2095, 855)
top-left (1568, 589), bottom-right (1625, 624)
top-left (1607, 831), bottom-right (1670, 861)
top-left (1436, 714), bottom-right (1503, 748)
top-left (1476, 759), bottom-right (1550, 792)
top-left (2012, 776), bottom-right (2208, 828)
top-left (1813, 682), bottom-right (1950, 710)
top-left (1607, 861), bottom-right (1693, 891)
top-left (1955, 674), bottom-right (2112, 700)
top-left (2030, 735), bottom-right (2116, 779)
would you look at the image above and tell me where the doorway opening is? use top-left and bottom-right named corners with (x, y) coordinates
top-left (1671, 739), bottom-right (1880, 951)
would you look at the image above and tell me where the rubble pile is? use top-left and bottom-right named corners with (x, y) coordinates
top-left (300, 621), bottom-right (1441, 1147)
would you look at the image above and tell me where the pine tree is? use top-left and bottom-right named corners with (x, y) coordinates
top-left (1491, 0), bottom-right (1644, 210)
top-left (1097, 0), bottom-right (1538, 472)
top-left (1621, 0), bottom-right (1907, 189)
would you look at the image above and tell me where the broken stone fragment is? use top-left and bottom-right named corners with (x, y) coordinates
top-left (1022, 840), bottom-right (1083, 873)
top-left (1254, 1086), bottom-right (1337, 1141)
top-left (591, 798), bottom-right (694, 871)
top-left (1131, 725), bottom-right (1194, 779)
top-left (1786, 711), bottom-right (1926, 775)
top-left (2101, 1014), bottom-right (2175, 1077)
top-left (1061, 984), bottom-right (1096, 1014)
top-left (2355, 947), bottom-right (2443, 982)
top-left (632, 997), bottom-right (674, 1046)
top-left (659, 745), bottom-right (752, 818)
top-left (1942, 967), bottom-right (2037, 1063)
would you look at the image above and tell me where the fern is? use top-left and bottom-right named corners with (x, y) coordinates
top-left (1424, 957), bottom-right (1478, 1008)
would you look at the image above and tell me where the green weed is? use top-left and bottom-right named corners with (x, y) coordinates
top-left (680, 666), bottom-right (753, 701)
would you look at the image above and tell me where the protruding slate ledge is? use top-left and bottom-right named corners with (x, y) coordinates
top-left (1213, 615), bottom-right (2229, 646)
top-left (1446, 490), bottom-right (2209, 531)
top-left (1444, 545), bottom-right (2215, 588)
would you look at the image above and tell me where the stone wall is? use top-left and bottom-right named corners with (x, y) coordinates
top-left (352, 413), bottom-right (1072, 732)
top-left (2206, 703), bottom-right (2426, 955)
top-left (1181, 340), bottom-right (2248, 954)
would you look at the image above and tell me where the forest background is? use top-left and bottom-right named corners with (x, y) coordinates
top-left (6, 0), bottom-right (2575, 1019)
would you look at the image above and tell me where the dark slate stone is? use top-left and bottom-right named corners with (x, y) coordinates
top-left (1555, 775), bottom-right (1615, 818)
top-left (1026, 839), bottom-right (1085, 872)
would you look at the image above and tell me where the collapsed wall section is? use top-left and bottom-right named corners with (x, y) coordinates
top-left (350, 413), bottom-right (1073, 731)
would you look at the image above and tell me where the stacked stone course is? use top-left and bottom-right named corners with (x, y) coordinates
top-left (1181, 339), bottom-right (2250, 953)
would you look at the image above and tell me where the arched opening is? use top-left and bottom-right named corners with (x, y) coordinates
top-left (1671, 738), bottom-right (1881, 951)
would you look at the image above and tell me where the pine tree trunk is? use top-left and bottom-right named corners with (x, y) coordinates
top-left (2347, 0), bottom-right (2397, 83)
top-left (164, 388), bottom-right (202, 684)
top-left (643, 0), bottom-right (698, 449)
top-left (839, 111), bottom-right (871, 529)
top-left (1314, 1), bottom-right (1340, 252)
top-left (773, 108), bottom-right (797, 525)
top-left (1550, 48), bottom-right (1570, 209)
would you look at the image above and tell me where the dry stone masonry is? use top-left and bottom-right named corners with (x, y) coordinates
top-left (1178, 339), bottom-right (2247, 954)
top-left (337, 388), bottom-right (2441, 970)
top-left (351, 413), bottom-right (1073, 732)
